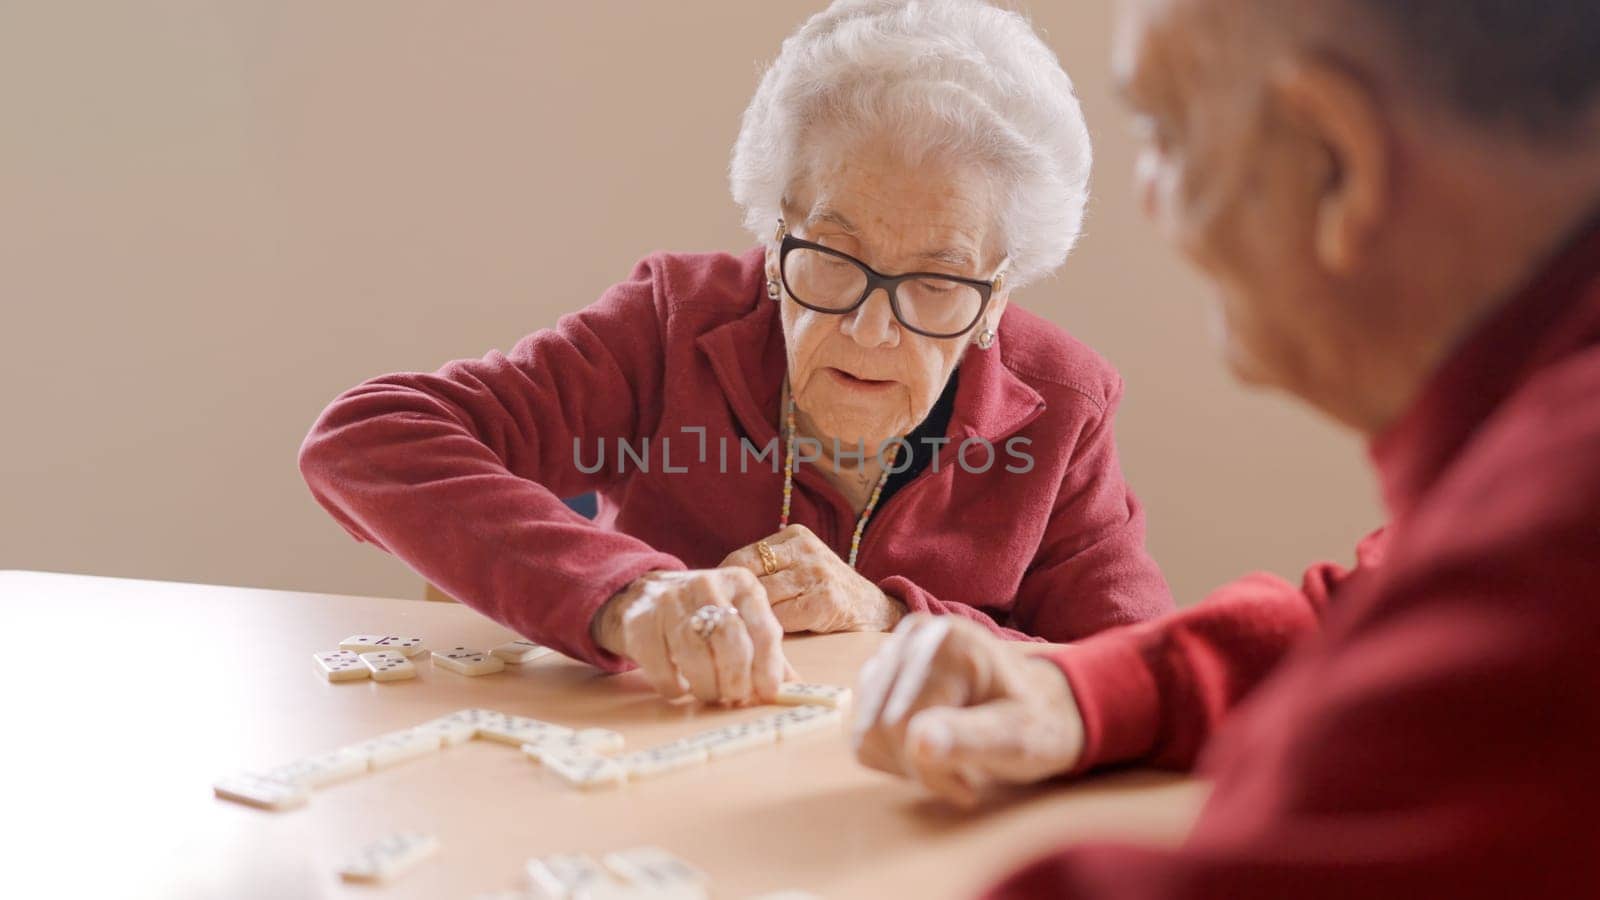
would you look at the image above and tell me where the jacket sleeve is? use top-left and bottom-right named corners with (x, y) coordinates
top-left (297, 256), bottom-right (687, 670)
top-left (1007, 377), bottom-right (1176, 642)
top-left (983, 518), bottom-right (1597, 900)
top-left (1046, 528), bottom-right (1386, 773)
top-left (876, 574), bottom-right (1045, 641)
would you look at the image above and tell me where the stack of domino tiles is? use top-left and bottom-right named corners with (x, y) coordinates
top-left (313, 635), bottom-right (559, 683)
top-left (432, 639), bottom-right (557, 676)
top-left (526, 682), bottom-right (851, 791)
top-left (313, 635), bottom-right (430, 684)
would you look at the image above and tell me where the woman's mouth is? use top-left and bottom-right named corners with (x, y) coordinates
top-left (824, 367), bottom-right (897, 392)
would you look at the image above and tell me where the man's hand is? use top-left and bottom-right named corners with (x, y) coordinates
top-left (721, 524), bottom-right (907, 633)
top-left (591, 568), bottom-right (791, 705)
top-left (851, 614), bottom-right (1086, 807)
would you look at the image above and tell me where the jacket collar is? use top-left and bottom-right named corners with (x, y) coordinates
top-left (1371, 206), bottom-right (1600, 518)
top-left (695, 251), bottom-right (1046, 452)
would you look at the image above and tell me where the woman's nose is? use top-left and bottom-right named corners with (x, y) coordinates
top-left (841, 287), bottom-right (898, 348)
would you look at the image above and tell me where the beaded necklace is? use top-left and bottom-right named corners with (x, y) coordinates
top-left (777, 382), bottom-right (901, 568)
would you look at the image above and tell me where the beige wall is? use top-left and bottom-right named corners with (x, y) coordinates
top-left (1, 1), bottom-right (1379, 606)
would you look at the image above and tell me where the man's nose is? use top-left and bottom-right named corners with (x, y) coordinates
top-left (842, 287), bottom-right (899, 348)
top-left (1135, 153), bottom-right (1161, 221)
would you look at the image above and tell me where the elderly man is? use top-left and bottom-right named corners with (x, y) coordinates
top-left (852, 1), bottom-right (1600, 897)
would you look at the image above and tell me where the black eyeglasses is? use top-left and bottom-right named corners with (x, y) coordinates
top-left (776, 221), bottom-right (1005, 339)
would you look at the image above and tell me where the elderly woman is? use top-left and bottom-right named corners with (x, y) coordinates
top-left (298, 0), bottom-right (1172, 704)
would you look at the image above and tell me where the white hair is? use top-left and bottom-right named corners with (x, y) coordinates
top-left (729, 0), bottom-right (1093, 288)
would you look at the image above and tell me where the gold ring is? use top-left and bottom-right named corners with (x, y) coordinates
top-left (756, 540), bottom-right (778, 576)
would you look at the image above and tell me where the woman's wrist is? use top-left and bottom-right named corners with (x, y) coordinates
top-left (873, 589), bottom-right (909, 632)
top-left (592, 573), bottom-right (654, 656)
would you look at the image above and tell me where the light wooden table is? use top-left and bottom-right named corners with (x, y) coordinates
top-left (2, 570), bottom-right (1206, 900)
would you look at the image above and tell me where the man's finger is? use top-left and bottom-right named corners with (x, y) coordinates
top-left (852, 663), bottom-right (909, 777)
top-left (906, 702), bottom-right (1038, 790)
top-left (854, 729), bottom-right (906, 778)
top-left (881, 616), bottom-right (953, 726)
top-left (852, 617), bottom-right (922, 739)
top-left (896, 713), bottom-right (970, 804)
top-left (851, 620), bottom-right (929, 777)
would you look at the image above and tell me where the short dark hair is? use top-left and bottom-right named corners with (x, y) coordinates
top-left (1351, 0), bottom-right (1600, 139)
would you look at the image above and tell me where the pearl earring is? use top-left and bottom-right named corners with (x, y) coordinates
top-left (976, 326), bottom-right (996, 350)
top-left (767, 279), bottom-right (781, 300)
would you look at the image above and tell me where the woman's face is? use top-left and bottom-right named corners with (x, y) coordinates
top-left (775, 137), bottom-right (1010, 453)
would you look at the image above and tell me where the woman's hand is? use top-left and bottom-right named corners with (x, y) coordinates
top-left (591, 568), bottom-right (790, 705)
top-left (851, 614), bottom-right (1085, 808)
top-left (721, 524), bottom-right (907, 634)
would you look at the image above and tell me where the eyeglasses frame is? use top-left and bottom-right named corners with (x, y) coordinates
top-left (774, 220), bottom-right (1006, 340)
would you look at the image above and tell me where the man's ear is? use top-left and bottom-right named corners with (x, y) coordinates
top-left (1270, 56), bottom-right (1391, 275)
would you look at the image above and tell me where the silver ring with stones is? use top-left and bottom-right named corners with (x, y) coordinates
top-left (689, 604), bottom-right (731, 639)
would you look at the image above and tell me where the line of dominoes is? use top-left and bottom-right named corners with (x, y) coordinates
top-left (527, 688), bottom-right (852, 791)
top-left (336, 835), bottom-right (825, 895)
top-left (212, 708), bottom-right (618, 810)
top-left (214, 682), bottom-right (850, 809)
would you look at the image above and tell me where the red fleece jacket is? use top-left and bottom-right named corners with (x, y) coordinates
top-left (299, 247), bottom-right (1172, 670)
top-left (993, 217), bottom-right (1600, 898)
